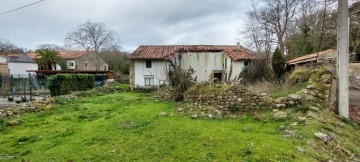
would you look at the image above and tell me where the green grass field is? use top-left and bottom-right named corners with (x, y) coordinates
top-left (0, 91), bottom-right (359, 161)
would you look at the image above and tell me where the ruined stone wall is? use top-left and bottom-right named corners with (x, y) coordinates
top-left (184, 70), bottom-right (333, 115)
top-left (185, 86), bottom-right (271, 114)
top-left (350, 63), bottom-right (360, 89)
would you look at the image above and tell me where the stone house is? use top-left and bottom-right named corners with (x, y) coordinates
top-left (129, 45), bottom-right (258, 88)
top-left (27, 51), bottom-right (108, 71)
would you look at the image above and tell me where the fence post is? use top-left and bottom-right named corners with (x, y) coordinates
top-left (45, 75), bottom-right (47, 93)
top-left (18, 75), bottom-right (20, 91)
top-left (0, 74), bottom-right (2, 89)
top-left (23, 79), bottom-right (26, 99)
top-left (9, 75), bottom-right (13, 93)
top-left (29, 73), bottom-right (32, 100)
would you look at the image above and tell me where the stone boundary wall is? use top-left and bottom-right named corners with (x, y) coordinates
top-left (185, 86), bottom-right (272, 114)
top-left (350, 63), bottom-right (360, 89)
top-left (184, 71), bottom-right (333, 115)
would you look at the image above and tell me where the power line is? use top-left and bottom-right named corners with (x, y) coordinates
top-left (0, 0), bottom-right (46, 16)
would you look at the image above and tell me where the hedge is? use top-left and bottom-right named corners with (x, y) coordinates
top-left (48, 74), bottom-right (95, 96)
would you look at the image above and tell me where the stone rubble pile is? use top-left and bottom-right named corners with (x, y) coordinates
top-left (0, 95), bottom-right (78, 118)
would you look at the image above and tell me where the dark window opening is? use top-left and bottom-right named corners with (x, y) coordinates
top-left (213, 73), bottom-right (222, 83)
top-left (244, 61), bottom-right (249, 66)
top-left (224, 58), bottom-right (228, 69)
top-left (146, 60), bottom-right (152, 68)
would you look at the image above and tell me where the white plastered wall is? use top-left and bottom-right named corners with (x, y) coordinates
top-left (177, 52), bottom-right (225, 82)
top-left (229, 61), bottom-right (246, 81)
top-left (8, 62), bottom-right (38, 77)
top-left (134, 60), bottom-right (169, 87)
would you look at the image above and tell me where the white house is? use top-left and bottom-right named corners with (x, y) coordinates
top-left (7, 54), bottom-right (37, 77)
top-left (129, 45), bottom-right (258, 88)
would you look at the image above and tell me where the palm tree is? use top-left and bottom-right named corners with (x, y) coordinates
top-left (35, 49), bottom-right (62, 70)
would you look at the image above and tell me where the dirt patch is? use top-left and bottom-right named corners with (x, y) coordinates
top-left (350, 88), bottom-right (360, 106)
top-left (331, 104), bottom-right (360, 124)
top-left (350, 105), bottom-right (360, 123)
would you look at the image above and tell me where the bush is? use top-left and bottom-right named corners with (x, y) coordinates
top-left (286, 67), bottom-right (311, 86)
top-left (239, 60), bottom-right (274, 84)
top-left (73, 83), bottom-right (124, 97)
top-left (48, 74), bottom-right (95, 96)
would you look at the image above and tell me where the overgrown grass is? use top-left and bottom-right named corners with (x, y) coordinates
top-left (246, 81), bottom-right (308, 98)
top-left (268, 83), bottom-right (308, 98)
top-left (118, 83), bottom-right (130, 90)
top-left (0, 91), bottom-right (359, 161)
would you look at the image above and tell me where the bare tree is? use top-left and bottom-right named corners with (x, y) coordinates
top-left (255, 0), bottom-right (299, 55)
top-left (37, 43), bottom-right (65, 51)
top-left (65, 21), bottom-right (119, 70)
top-left (242, 0), bottom-right (299, 57)
top-left (350, 1), bottom-right (360, 62)
top-left (242, 0), bottom-right (339, 59)
top-left (0, 38), bottom-right (23, 54)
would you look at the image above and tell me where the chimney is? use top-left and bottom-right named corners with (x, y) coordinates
top-left (236, 42), bottom-right (240, 51)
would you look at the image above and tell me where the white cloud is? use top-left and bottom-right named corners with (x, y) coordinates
top-left (0, 0), bottom-right (252, 52)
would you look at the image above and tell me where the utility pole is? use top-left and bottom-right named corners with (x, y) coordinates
top-left (337, 0), bottom-right (349, 119)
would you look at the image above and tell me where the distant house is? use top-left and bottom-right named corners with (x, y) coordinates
top-left (7, 54), bottom-right (38, 77)
top-left (0, 55), bottom-right (7, 63)
top-left (287, 49), bottom-right (337, 68)
top-left (27, 51), bottom-right (108, 71)
top-left (129, 45), bottom-right (258, 88)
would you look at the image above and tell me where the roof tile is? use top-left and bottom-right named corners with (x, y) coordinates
top-left (27, 51), bottom-right (91, 59)
top-left (287, 49), bottom-right (337, 64)
top-left (129, 45), bottom-right (258, 61)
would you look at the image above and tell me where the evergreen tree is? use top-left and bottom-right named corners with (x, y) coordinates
top-left (272, 47), bottom-right (286, 80)
top-left (295, 25), bottom-right (314, 57)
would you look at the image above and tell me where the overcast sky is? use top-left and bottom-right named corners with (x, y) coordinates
top-left (0, 0), bottom-right (252, 52)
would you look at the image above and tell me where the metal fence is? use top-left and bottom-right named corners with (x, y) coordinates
top-left (0, 73), bottom-right (49, 97)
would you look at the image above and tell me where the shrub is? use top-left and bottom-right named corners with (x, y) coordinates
top-left (239, 60), bottom-right (274, 84)
top-left (48, 74), bottom-right (95, 96)
top-left (286, 67), bottom-right (311, 86)
top-left (168, 67), bottom-right (194, 101)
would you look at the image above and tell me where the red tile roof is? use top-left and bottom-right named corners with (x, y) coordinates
top-left (287, 49), bottom-right (337, 64)
top-left (129, 45), bottom-right (258, 61)
top-left (27, 51), bottom-right (91, 59)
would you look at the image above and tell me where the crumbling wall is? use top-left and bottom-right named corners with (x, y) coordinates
top-left (184, 68), bottom-right (333, 116)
